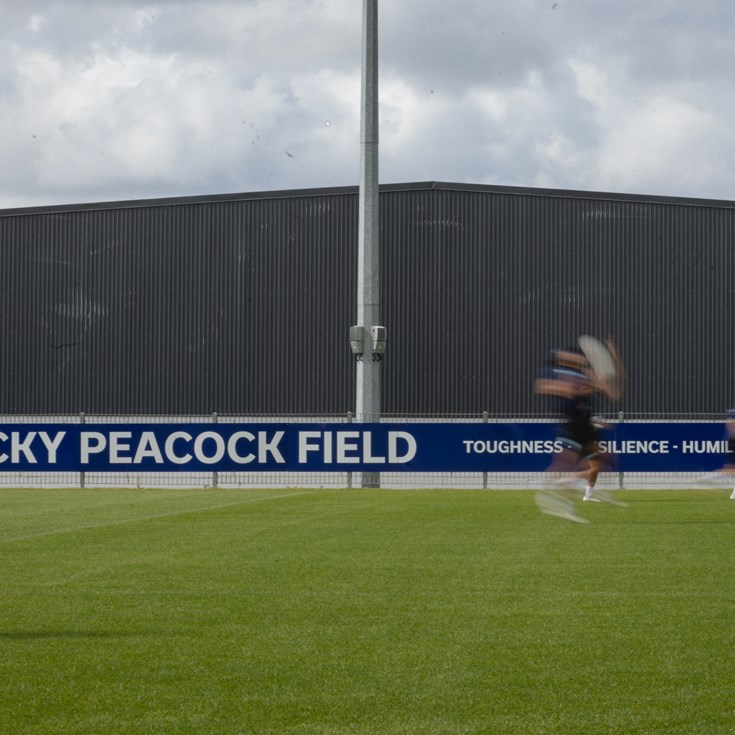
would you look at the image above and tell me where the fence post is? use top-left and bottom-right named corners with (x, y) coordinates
top-left (482, 411), bottom-right (489, 490)
top-left (618, 411), bottom-right (624, 490)
top-left (79, 412), bottom-right (86, 489)
top-left (346, 411), bottom-right (353, 489)
top-left (212, 412), bottom-right (218, 489)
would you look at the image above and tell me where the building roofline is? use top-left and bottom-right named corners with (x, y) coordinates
top-left (2, 180), bottom-right (735, 217)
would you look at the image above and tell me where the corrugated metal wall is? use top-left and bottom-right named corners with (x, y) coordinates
top-left (1, 183), bottom-right (733, 416)
top-left (0, 192), bottom-right (358, 414)
top-left (383, 185), bottom-right (735, 417)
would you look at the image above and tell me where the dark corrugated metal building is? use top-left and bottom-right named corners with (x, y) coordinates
top-left (1, 181), bottom-right (733, 417)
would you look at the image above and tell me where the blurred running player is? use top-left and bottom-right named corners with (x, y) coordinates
top-left (728, 409), bottom-right (735, 499)
top-left (534, 339), bottom-right (625, 520)
top-left (698, 407), bottom-right (735, 498)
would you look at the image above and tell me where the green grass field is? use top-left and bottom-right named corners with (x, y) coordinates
top-left (1, 487), bottom-right (734, 734)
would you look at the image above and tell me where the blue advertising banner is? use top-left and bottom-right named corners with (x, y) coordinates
top-left (0, 422), bottom-right (729, 473)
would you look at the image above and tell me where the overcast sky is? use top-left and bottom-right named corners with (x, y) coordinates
top-left (2, 0), bottom-right (735, 210)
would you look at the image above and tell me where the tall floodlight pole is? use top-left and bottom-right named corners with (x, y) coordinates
top-left (357, 0), bottom-right (381, 488)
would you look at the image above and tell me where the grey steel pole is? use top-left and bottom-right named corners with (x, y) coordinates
top-left (356, 0), bottom-right (380, 488)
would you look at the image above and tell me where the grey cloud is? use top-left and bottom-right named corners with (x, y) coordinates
top-left (3, 0), bottom-right (735, 208)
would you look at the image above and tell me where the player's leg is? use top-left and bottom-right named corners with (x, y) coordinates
top-left (582, 452), bottom-right (602, 501)
top-left (581, 447), bottom-right (627, 505)
top-left (536, 442), bottom-right (587, 522)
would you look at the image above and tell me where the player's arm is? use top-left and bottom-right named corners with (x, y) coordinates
top-left (535, 377), bottom-right (575, 399)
